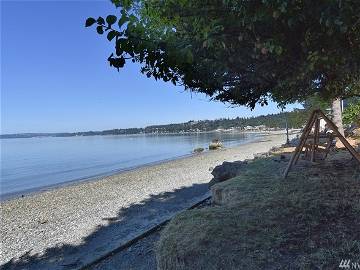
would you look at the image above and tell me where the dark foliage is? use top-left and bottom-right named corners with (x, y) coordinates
top-left (86, 0), bottom-right (360, 108)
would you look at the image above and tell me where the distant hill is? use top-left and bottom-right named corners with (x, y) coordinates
top-left (1, 109), bottom-right (307, 139)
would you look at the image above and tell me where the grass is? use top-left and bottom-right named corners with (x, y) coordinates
top-left (156, 150), bottom-right (360, 270)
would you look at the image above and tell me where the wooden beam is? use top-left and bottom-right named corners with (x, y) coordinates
top-left (294, 112), bottom-right (317, 165)
top-left (283, 110), bottom-right (317, 178)
top-left (307, 134), bottom-right (339, 139)
top-left (311, 118), bottom-right (320, 162)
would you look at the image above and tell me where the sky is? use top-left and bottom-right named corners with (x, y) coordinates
top-left (1, 0), bottom-right (302, 134)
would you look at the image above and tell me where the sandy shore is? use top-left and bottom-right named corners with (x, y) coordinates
top-left (0, 132), bottom-right (294, 269)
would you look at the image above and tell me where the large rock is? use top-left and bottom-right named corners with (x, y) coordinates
top-left (208, 139), bottom-right (223, 150)
top-left (253, 152), bottom-right (270, 159)
top-left (208, 160), bottom-right (246, 188)
top-left (354, 127), bottom-right (360, 137)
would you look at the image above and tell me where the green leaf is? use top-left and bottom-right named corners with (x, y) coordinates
top-left (107, 30), bottom-right (117, 41)
top-left (85, 17), bottom-right (96, 27)
top-left (275, 46), bottom-right (283, 55)
top-left (97, 17), bottom-right (105, 25)
top-left (96, 25), bottom-right (104, 34)
top-left (118, 14), bottom-right (129, 28)
top-left (110, 57), bottom-right (126, 70)
top-left (185, 50), bottom-right (193, 63)
top-left (106, 15), bottom-right (117, 26)
top-left (118, 57), bottom-right (126, 67)
top-left (116, 38), bottom-right (127, 55)
top-left (129, 14), bottom-right (137, 23)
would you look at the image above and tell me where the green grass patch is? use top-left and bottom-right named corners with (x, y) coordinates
top-left (157, 152), bottom-right (360, 270)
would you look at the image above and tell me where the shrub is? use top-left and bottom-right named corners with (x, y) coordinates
top-left (343, 102), bottom-right (360, 126)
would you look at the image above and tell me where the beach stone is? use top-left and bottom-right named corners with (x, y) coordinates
top-left (345, 126), bottom-right (359, 137)
top-left (354, 127), bottom-right (360, 137)
top-left (253, 152), bottom-right (269, 159)
top-left (208, 160), bottom-right (246, 188)
top-left (270, 146), bottom-right (281, 153)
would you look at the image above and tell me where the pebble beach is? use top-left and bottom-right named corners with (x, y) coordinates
top-left (0, 132), bottom-right (293, 269)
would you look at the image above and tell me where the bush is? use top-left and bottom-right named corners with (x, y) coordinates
top-left (343, 102), bottom-right (360, 126)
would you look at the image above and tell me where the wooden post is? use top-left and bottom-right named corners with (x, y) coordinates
top-left (283, 110), bottom-right (317, 178)
top-left (294, 112), bottom-right (317, 165)
top-left (323, 134), bottom-right (334, 160)
top-left (311, 118), bottom-right (320, 162)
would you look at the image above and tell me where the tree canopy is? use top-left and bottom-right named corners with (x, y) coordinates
top-left (86, 0), bottom-right (360, 108)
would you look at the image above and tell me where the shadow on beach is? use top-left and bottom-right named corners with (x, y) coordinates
top-left (1, 183), bottom-right (209, 270)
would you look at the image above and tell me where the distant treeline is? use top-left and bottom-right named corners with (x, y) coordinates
top-left (146, 109), bottom-right (307, 133)
top-left (1, 109), bottom-right (307, 139)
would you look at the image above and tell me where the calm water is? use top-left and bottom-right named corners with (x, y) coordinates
top-left (0, 132), bottom-right (260, 199)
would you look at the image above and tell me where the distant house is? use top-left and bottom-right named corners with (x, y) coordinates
top-left (254, 125), bottom-right (266, 130)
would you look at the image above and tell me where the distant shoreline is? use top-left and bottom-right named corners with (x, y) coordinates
top-left (0, 128), bottom-right (297, 139)
top-left (1, 110), bottom-right (305, 139)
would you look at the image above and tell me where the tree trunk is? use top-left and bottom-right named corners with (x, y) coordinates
top-left (331, 98), bottom-right (344, 136)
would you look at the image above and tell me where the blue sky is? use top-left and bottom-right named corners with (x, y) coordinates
top-left (1, 0), bottom-right (301, 134)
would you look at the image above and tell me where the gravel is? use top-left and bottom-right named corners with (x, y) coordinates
top-left (86, 198), bottom-right (213, 270)
top-left (0, 133), bottom-right (292, 269)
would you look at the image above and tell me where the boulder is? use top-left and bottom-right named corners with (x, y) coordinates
top-left (345, 126), bottom-right (360, 137)
top-left (253, 152), bottom-right (270, 159)
top-left (208, 139), bottom-right (222, 150)
top-left (354, 127), bottom-right (360, 137)
top-left (208, 160), bottom-right (246, 187)
top-left (193, 147), bottom-right (204, 153)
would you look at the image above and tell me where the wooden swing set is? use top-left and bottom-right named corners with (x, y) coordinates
top-left (283, 109), bottom-right (360, 178)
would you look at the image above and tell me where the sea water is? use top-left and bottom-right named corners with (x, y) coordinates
top-left (0, 132), bottom-right (261, 199)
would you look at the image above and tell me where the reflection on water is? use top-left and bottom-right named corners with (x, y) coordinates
top-left (0, 132), bottom-right (260, 198)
